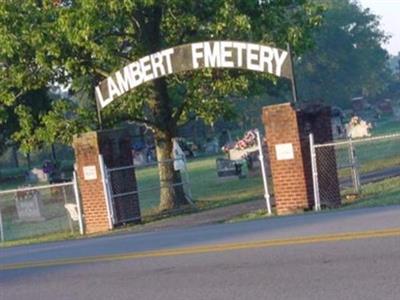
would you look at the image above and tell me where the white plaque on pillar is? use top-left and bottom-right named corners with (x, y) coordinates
top-left (275, 143), bottom-right (294, 160)
top-left (83, 165), bottom-right (97, 180)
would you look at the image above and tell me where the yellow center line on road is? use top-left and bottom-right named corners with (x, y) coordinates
top-left (1, 228), bottom-right (400, 271)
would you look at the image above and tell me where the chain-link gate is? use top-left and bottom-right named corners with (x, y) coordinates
top-left (100, 155), bottom-right (193, 226)
top-left (103, 164), bottom-right (142, 225)
top-left (310, 133), bottom-right (400, 209)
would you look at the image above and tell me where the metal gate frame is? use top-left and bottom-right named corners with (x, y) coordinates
top-left (99, 154), bottom-right (198, 226)
top-left (99, 155), bottom-right (143, 226)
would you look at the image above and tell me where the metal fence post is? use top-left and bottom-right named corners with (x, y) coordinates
top-left (309, 133), bottom-right (321, 211)
top-left (73, 171), bottom-right (84, 235)
top-left (255, 129), bottom-right (272, 215)
top-left (348, 138), bottom-right (361, 194)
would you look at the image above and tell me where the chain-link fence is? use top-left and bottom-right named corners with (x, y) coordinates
top-left (0, 177), bottom-right (83, 243)
top-left (311, 133), bottom-right (400, 208)
top-left (104, 157), bottom-right (193, 225)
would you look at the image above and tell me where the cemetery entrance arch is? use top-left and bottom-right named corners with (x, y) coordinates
top-left (94, 41), bottom-right (294, 109)
top-left (73, 40), bottom-right (340, 234)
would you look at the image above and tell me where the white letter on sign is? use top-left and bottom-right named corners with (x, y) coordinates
top-left (139, 55), bottom-right (154, 82)
top-left (107, 77), bottom-right (121, 100)
top-left (151, 52), bottom-right (166, 77)
top-left (247, 43), bottom-right (262, 71)
top-left (191, 43), bottom-right (204, 69)
top-left (232, 42), bottom-right (246, 67)
top-left (220, 41), bottom-right (234, 68)
top-left (259, 46), bottom-right (273, 74)
top-left (162, 48), bottom-right (175, 74)
top-left (95, 86), bottom-right (112, 108)
top-left (204, 42), bottom-right (221, 68)
top-left (274, 49), bottom-right (288, 77)
top-left (115, 66), bottom-right (133, 93)
top-left (128, 61), bottom-right (144, 88)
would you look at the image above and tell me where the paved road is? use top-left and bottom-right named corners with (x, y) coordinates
top-left (1, 206), bottom-right (400, 300)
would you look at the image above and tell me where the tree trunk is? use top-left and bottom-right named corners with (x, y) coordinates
top-left (154, 130), bottom-right (187, 211)
top-left (51, 144), bottom-right (57, 161)
top-left (26, 153), bottom-right (31, 169)
top-left (12, 145), bottom-right (19, 168)
top-left (138, 5), bottom-right (187, 211)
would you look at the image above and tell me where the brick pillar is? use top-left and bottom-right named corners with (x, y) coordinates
top-left (263, 103), bottom-right (310, 215)
top-left (263, 103), bottom-right (341, 215)
top-left (73, 132), bottom-right (110, 234)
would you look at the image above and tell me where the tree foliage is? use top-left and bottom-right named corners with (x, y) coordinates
top-left (0, 0), bottom-right (323, 209)
top-left (384, 53), bottom-right (400, 101)
top-left (0, 1), bottom-right (96, 154)
top-left (296, 0), bottom-right (392, 107)
top-left (0, 88), bottom-right (52, 154)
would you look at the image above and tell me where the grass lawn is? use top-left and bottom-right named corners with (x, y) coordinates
top-left (372, 117), bottom-right (400, 135)
top-left (134, 155), bottom-right (265, 215)
top-left (0, 231), bottom-right (80, 248)
top-left (225, 208), bottom-right (270, 223)
top-left (331, 134), bottom-right (400, 185)
top-left (342, 177), bottom-right (400, 209)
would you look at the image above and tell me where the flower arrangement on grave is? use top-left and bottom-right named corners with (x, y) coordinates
top-left (222, 129), bottom-right (258, 153)
top-left (345, 116), bottom-right (372, 139)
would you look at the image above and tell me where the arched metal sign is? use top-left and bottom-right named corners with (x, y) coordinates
top-left (95, 41), bottom-right (293, 109)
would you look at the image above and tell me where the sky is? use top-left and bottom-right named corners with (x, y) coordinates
top-left (357, 0), bottom-right (400, 56)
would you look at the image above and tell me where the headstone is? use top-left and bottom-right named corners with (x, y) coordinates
top-left (331, 107), bottom-right (345, 139)
top-left (28, 168), bottom-right (48, 183)
top-left (173, 139), bottom-right (186, 171)
top-left (132, 151), bottom-right (147, 166)
top-left (204, 138), bottom-right (219, 154)
top-left (216, 158), bottom-right (242, 178)
top-left (377, 99), bottom-right (393, 114)
top-left (25, 171), bottom-right (38, 183)
top-left (15, 189), bottom-right (44, 222)
top-left (246, 151), bottom-right (261, 177)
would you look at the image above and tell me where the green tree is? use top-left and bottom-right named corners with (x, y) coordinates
top-left (388, 53), bottom-right (400, 73)
top-left (0, 0), bottom-right (57, 155)
top-left (0, 89), bottom-right (52, 155)
top-left (0, 0), bottom-right (323, 210)
top-left (0, 1), bottom-right (96, 155)
top-left (384, 53), bottom-right (400, 101)
top-left (296, 0), bottom-right (391, 107)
